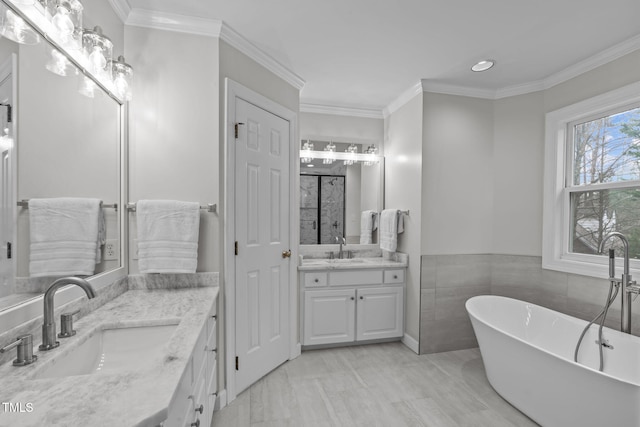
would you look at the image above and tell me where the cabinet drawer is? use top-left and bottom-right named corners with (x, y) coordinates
top-left (330, 270), bottom-right (382, 286)
top-left (304, 272), bottom-right (327, 287)
top-left (384, 269), bottom-right (404, 284)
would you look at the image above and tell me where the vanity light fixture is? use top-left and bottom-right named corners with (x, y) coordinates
top-left (0, 6), bottom-right (40, 44)
top-left (110, 55), bottom-right (133, 101)
top-left (364, 144), bottom-right (378, 166)
top-left (323, 141), bottom-right (336, 165)
top-left (471, 59), bottom-right (495, 72)
top-left (49, 0), bottom-right (82, 37)
top-left (343, 143), bottom-right (358, 166)
top-left (301, 140), bottom-right (314, 163)
top-left (82, 26), bottom-right (112, 79)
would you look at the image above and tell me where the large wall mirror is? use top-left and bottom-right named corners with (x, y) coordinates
top-left (300, 139), bottom-right (383, 245)
top-left (0, 0), bottom-right (123, 314)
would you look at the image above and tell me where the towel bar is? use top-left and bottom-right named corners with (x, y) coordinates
top-left (127, 202), bottom-right (217, 214)
top-left (17, 200), bottom-right (118, 211)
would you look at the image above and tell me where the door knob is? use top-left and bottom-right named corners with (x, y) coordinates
top-left (282, 250), bottom-right (292, 258)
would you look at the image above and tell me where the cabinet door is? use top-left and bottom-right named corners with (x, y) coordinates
top-left (356, 287), bottom-right (404, 341)
top-left (303, 289), bottom-right (355, 345)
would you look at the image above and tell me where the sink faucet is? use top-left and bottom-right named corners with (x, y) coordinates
top-left (335, 236), bottom-right (346, 259)
top-left (39, 277), bottom-right (96, 351)
top-left (599, 232), bottom-right (639, 334)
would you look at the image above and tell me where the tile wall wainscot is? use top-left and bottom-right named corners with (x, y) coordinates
top-left (420, 254), bottom-right (640, 354)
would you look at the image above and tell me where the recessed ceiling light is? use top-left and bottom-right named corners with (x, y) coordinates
top-left (307, 164), bottom-right (314, 167)
top-left (471, 60), bottom-right (495, 72)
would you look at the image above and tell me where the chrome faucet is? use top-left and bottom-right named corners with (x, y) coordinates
top-left (599, 232), bottom-right (640, 334)
top-left (39, 277), bottom-right (96, 351)
top-left (335, 235), bottom-right (347, 259)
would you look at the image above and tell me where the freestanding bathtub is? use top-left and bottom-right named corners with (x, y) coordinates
top-left (466, 295), bottom-right (640, 427)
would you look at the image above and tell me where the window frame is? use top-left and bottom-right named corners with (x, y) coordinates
top-left (543, 81), bottom-right (640, 278)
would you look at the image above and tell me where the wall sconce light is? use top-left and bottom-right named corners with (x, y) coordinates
top-left (323, 141), bottom-right (336, 165)
top-left (111, 55), bottom-right (132, 101)
top-left (0, 6), bottom-right (39, 44)
top-left (82, 25), bottom-right (112, 78)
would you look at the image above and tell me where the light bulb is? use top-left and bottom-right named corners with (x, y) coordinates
top-left (89, 46), bottom-right (106, 71)
top-left (52, 6), bottom-right (74, 36)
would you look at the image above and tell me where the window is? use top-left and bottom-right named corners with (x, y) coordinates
top-left (543, 82), bottom-right (640, 277)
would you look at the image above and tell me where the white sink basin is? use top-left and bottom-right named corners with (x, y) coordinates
top-left (32, 323), bottom-right (178, 379)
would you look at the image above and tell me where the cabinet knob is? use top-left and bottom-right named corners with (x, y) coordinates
top-left (195, 404), bottom-right (204, 414)
top-left (314, 278), bottom-right (319, 283)
top-left (191, 420), bottom-right (200, 427)
top-left (393, 275), bottom-right (398, 279)
top-left (360, 296), bottom-right (364, 300)
top-left (350, 296), bottom-right (355, 300)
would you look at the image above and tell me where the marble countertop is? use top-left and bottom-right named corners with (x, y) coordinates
top-left (0, 286), bottom-right (218, 427)
top-left (298, 255), bottom-right (408, 271)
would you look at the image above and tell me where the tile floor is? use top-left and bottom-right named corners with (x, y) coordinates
top-left (212, 342), bottom-right (539, 426)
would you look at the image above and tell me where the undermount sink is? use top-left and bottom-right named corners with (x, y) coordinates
top-left (32, 322), bottom-right (179, 379)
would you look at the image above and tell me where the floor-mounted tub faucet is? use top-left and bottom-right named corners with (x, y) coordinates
top-left (39, 277), bottom-right (96, 351)
top-left (599, 232), bottom-right (640, 334)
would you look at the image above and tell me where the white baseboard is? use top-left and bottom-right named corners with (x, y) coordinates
top-left (402, 333), bottom-right (419, 354)
top-left (291, 342), bottom-right (302, 359)
top-left (215, 389), bottom-right (227, 410)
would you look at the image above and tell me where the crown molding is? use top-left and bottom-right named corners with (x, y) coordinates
top-left (494, 80), bottom-right (546, 99)
top-left (126, 9), bottom-right (223, 38)
top-left (300, 103), bottom-right (384, 119)
top-left (218, 24), bottom-right (305, 90)
top-left (382, 81), bottom-right (423, 118)
top-left (384, 34), bottom-right (640, 114)
top-left (107, 0), bottom-right (131, 23)
top-left (542, 33), bottom-right (640, 91)
top-left (123, 9), bottom-right (305, 90)
top-left (421, 80), bottom-right (496, 99)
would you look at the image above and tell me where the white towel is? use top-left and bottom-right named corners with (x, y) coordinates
top-left (360, 210), bottom-right (376, 244)
top-left (136, 200), bottom-right (200, 274)
top-left (379, 209), bottom-right (401, 252)
top-left (29, 198), bottom-right (103, 277)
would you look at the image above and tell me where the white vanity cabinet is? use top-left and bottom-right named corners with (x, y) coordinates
top-left (162, 298), bottom-right (218, 427)
top-left (301, 267), bottom-right (405, 347)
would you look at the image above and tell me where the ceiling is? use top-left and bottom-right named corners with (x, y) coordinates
top-left (119, 0), bottom-right (640, 113)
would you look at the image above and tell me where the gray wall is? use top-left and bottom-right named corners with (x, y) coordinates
top-left (416, 49), bottom-right (640, 353)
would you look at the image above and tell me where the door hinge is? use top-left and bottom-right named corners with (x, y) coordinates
top-left (235, 241), bottom-right (238, 256)
top-left (235, 356), bottom-right (239, 371)
top-left (6, 242), bottom-right (11, 259)
top-left (234, 122), bottom-right (245, 139)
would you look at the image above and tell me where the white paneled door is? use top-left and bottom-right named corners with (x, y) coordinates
top-left (235, 97), bottom-right (291, 394)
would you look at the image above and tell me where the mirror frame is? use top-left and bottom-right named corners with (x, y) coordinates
top-left (299, 137), bottom-right (385, 249)
top-left (0, 0), bottom-right (128, 334)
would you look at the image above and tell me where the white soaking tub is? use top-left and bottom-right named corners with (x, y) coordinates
top-left (466, 295), bottom-right (640, 427)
